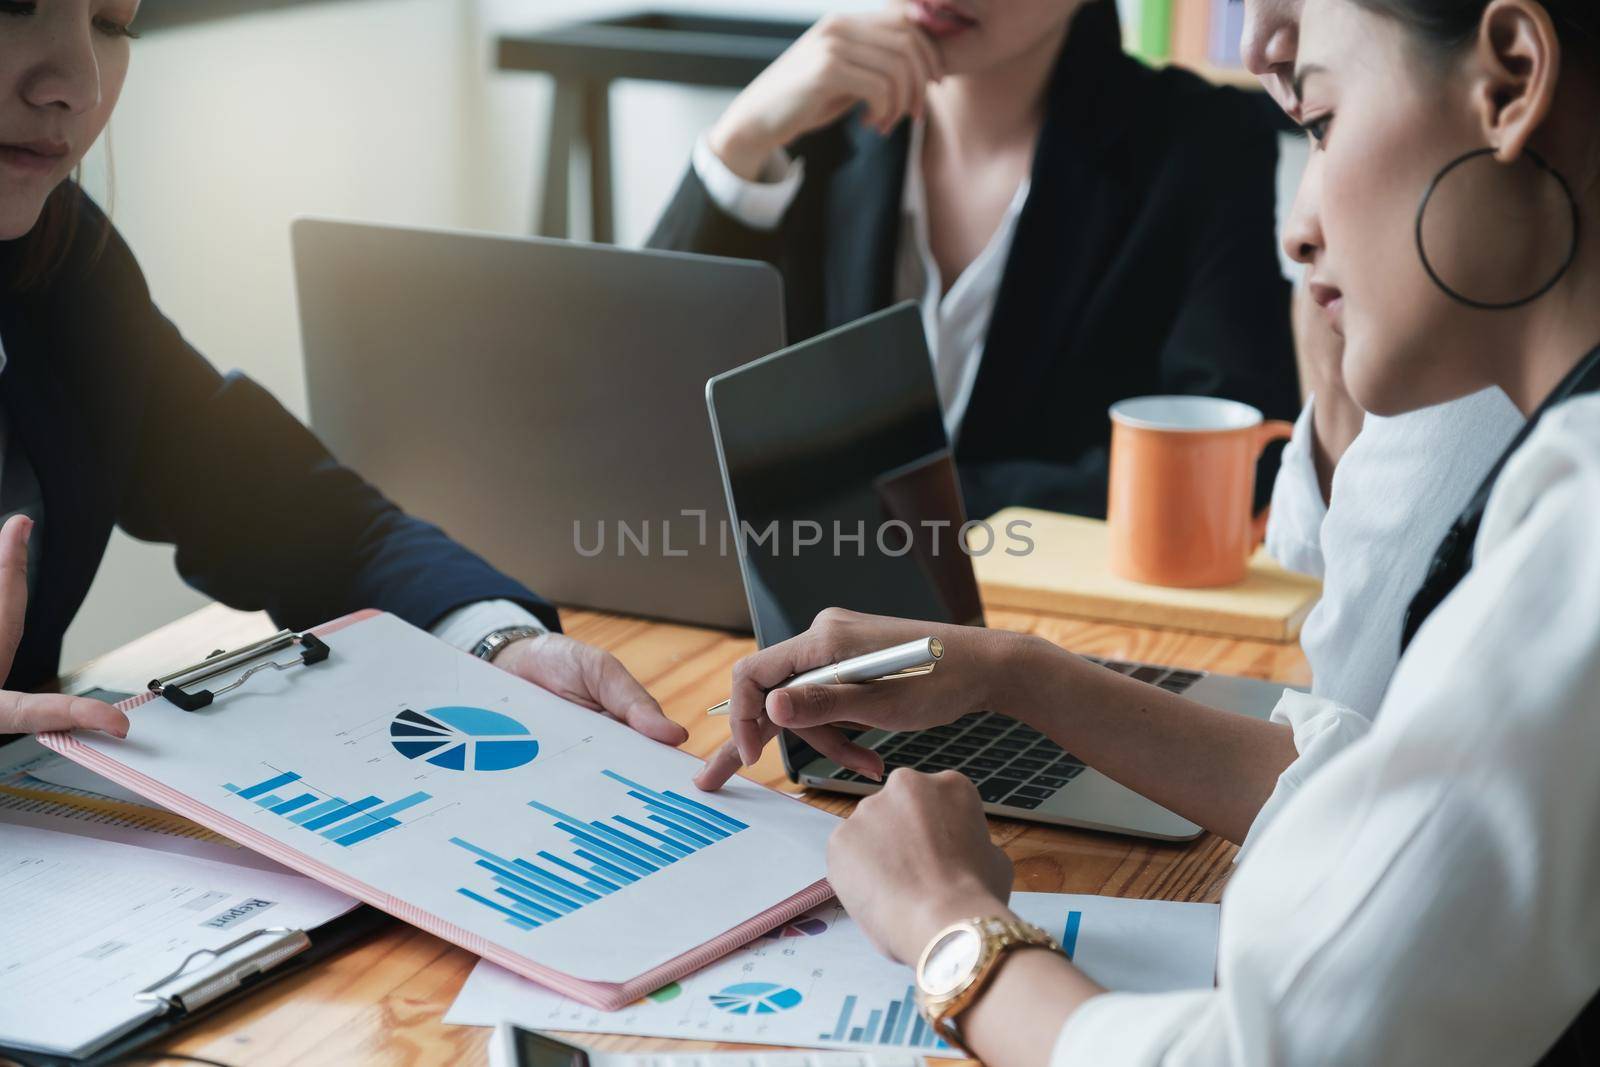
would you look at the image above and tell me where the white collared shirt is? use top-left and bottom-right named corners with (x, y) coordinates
top-left (691, 126), bottom-right (1030, 441)
top-left (1265, 387), bottom-right (1523, 716)
top-left (1051, 392), bottom-right (1600, 1065)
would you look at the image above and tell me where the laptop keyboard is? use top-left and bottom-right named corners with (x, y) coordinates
top-left (827, 656), bottom-right (1205, 811)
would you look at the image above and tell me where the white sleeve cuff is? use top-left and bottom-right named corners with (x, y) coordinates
top-left (1264, 397), bottom-right (1329, 579)
top-left (691, 133), bottom-right (805, 232)
top-left (1050, 990), bottom-right (1218, 1067)
top-left (1238, 688), bottom-right (1371, 860)
top-left (430, 599), bottom-right (548, 655)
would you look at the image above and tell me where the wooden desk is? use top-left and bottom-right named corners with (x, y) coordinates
top-left (56, 603), bottom-right (1308, 1066)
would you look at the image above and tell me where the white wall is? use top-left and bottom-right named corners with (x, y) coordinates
top-left (62, 0), bottom-right (1299, 670)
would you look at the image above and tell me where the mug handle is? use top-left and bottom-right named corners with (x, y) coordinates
top-left (1249, 420), bottom-right (1298, 546)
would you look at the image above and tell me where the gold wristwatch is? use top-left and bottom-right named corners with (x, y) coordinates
top-left (914, 915), bottom-right (1061, 1057)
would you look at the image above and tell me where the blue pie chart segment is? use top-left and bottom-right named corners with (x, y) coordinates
top-left (389, 706), bottom-right (538, 771)
top-left (709, 982), bottom-right (804, 1015)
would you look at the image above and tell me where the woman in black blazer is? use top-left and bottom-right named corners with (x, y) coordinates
top-left (0, 1), bottom-right (685, 748)
top-left (650, 0), bottom-right (1299, 520)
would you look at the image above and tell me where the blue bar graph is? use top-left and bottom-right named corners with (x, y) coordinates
top-left (452, 769), bottom-right (749, 932)
top-left (324, 791), bottom-right (432, 839)
top-left (223, 770), bottom-right (429, 849)
top-left (335, 817), bottom-right (400, 845)
top-left (290, 797), bottom-right (348, 825)
top-left (458, 889), bottom-right (539, 931)
top-left (617, 816), bottom-right (694, 857)
top-left (270, 793), bottom-right (318, 815)
top-left (828, 996), bottom-right (857, 1042)
top-left (305, 795), bottom-right (382, 832)
top-left (646, 811), bottom-right (713, 847)
top-left (821, 986), bottom-right (949, 1050)
top-left (575, 849), bottom-right (638, 884)
top-left (512, 859), bottom-right (600, 902)
top-left (226, 771), bottom-right (299, 800)
top-left (1062, 910), bottom-right (1082, 960)
top-left (604, 772), bottom-right (749, 833)
top-left (808, 922), bottom-right (1082, 1052)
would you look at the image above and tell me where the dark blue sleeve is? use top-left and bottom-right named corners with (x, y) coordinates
top-left (94, 216), bottom-right (561, 634)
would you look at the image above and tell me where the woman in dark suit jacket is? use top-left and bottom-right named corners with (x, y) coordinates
top-left (0, 0), bottom-right (684, 747)
top-left (650, 0), bottom-right (1299, 519)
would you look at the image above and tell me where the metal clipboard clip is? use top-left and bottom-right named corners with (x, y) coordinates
top-left (134, 927), bottom-right (312, 1014)
top-left (150, 629), bottom-right (331, 711)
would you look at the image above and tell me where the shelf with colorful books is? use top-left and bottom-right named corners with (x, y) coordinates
top-left (1117, 0), bottom-right (1259, 90)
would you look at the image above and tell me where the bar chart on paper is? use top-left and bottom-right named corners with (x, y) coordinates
top-left (452, 769), bottom-right (750, 931)
top-left (820, 987), bottom-right (949, 1051)
top-left (55, 611), bottom-right (841, 991)
top-left (447, 893), bottom-right (1223, 1057)
top-left (222, 769), bottom-right (432, 848)
top-left (813, 911), bottom-right (1077, 1052)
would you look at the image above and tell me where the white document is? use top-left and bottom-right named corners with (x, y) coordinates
top-left (489, 1026), bottom-right (925, 1067)
top-left (27, 754), bottom-right (155, 806)
top-left (488, 1024), bottom-right (925, 1067)
top-left (1, 735), bottom-right (161, 809)
top-left (448, 892), bottom-right (1219, 1057)
top-left (0, 820), bottom-right (356, 1058)
top-left (0, 737), bottom-right (293, 870)
top-left (61, 613), bottom-right (838, 984)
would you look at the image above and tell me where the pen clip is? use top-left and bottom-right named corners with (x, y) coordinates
top-left (879, 661), bottom-right (937, 680)
top-left (135, 926), bottom-right (311, 1014)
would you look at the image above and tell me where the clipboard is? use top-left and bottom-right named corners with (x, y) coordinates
top-left (37, 610), bottom-right (837, 1012)
top-left (0, 907), bottom-right (392, 1067)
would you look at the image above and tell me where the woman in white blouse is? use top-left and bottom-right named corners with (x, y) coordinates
top-left (697, 0), bottom-right (1600, 1060)
top-left (1252, 0), bottom-right (1528, 722)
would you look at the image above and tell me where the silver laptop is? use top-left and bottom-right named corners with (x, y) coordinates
top-left (706, 304), bottom-right (1291, 840)
top-left (293, 219), bottom-right (785, 631)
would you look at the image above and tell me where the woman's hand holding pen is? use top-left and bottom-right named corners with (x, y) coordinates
top-left (0, 515), bottom-right (128, 737)
top-left (708, 12), bottom-right (945, 181)
top-left (694, 608), bottom-right (1032, 791)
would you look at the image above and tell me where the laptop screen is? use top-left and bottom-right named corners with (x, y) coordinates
top-left (707, 303), bottom-right (986, 648)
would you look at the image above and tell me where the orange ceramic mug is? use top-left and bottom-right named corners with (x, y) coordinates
top-left (1107, 396), bottom-right (1294, 588)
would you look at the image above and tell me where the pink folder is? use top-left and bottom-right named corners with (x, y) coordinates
top-left (39, 609), bottom-right (835, 1011)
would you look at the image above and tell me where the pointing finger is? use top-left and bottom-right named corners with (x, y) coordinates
top-left (0, 691), bottom-right (129, 737)
top-left (0, 515), bottom-right (33, 680)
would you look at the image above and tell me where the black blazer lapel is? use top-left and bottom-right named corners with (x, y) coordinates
top-left (958, 0), bottom-right (1138, 454)
top-left (822, 120), bottom-right (909, 328)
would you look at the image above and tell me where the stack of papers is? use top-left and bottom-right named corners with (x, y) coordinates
top-left (448, 892), bottom-right (1219, 1056)
top-left (0, 739), bottom-right (358, 1059)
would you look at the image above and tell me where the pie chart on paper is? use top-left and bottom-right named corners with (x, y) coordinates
top-left (761, 917), bottom-right (830, 940)
top-left (709, 982), bottom-right (804, 1015)
top-left (389, 706), bottom-right (539, 771)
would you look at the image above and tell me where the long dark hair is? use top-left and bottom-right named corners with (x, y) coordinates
top-left (5, 169), bottom-right (109, 293)
top-left (1348, 0), bottom-right (1598, 54)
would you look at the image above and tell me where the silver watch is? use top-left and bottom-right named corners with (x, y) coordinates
top-left (471, 625), bottom-right (545, 662)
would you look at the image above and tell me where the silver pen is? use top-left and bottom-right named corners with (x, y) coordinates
top-left (706, 637), bottom-right (943, 716)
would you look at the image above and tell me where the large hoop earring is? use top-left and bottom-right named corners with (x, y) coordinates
top-left (1414, 146), bottom-right (1581, 311)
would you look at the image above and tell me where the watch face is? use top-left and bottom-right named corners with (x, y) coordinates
top-left (921, 927), bottom-right (983, 998)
